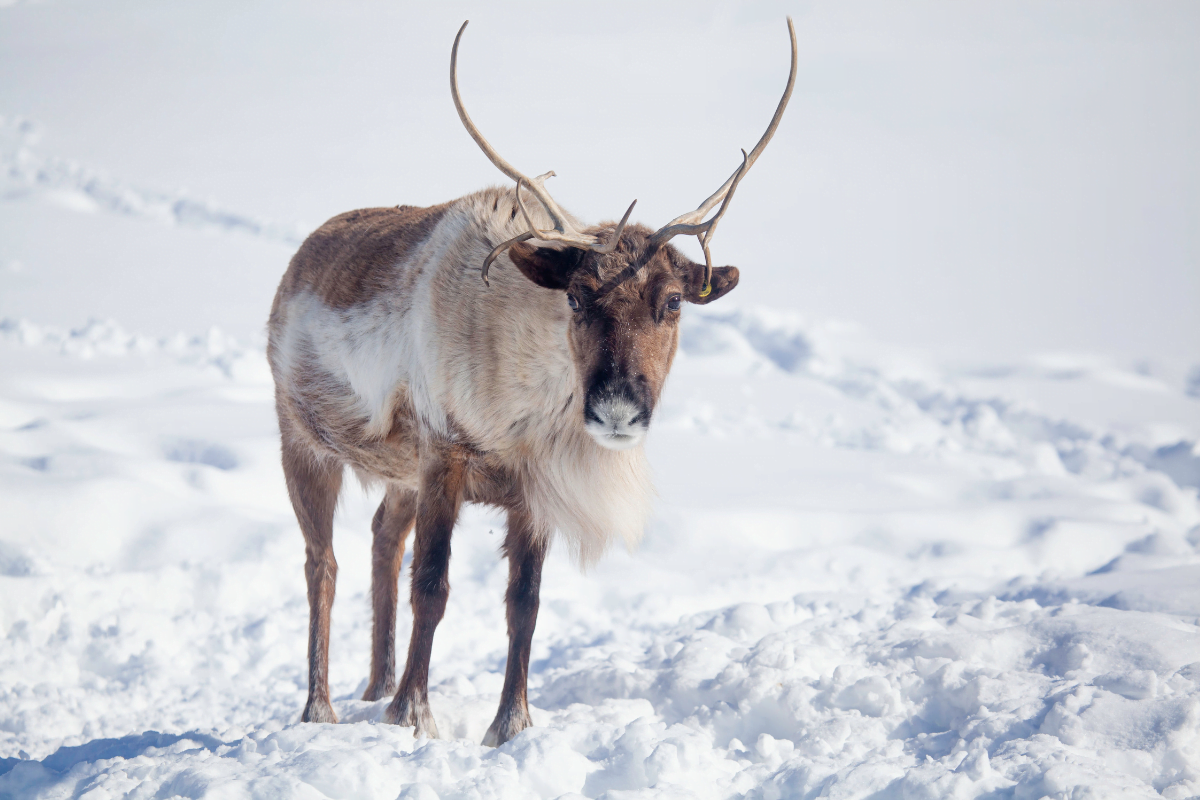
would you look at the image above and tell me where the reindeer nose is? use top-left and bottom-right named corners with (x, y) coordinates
top-left (584, 390), bottom-right (649, 451)
top-left (587, 399), bottom-right (640, 430)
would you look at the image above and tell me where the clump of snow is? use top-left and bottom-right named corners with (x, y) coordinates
top-left (1, 308), bottom-right (1197, 799)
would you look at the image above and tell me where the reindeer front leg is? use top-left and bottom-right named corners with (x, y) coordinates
top-left (383, 448), bottom-right (464, 737)
top-left (483, 509), bottom-right (549, 746)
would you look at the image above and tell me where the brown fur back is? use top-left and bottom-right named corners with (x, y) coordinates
top-left (276, 204), bottom-right (451, 311)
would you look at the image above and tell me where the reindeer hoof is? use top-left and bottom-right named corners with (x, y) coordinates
top-left (482, 704), bottom-right (532, 747)
top-left (361, 680), bottom-right (397, 702)
top-left (301, 698), bottom-right (338, 724)
top-left (384, 694), bottom-right (440, 739)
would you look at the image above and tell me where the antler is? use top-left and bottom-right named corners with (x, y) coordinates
top-left (647, 17), bottom-right (798, 295)
top-left (451, 21), bottom-right (637, 285)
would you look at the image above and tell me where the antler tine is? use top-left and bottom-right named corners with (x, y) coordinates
top-left (595, 198), bottom-right (638, 254)
top-left (697, 148), bottom-right (749, 291)
top-left (649, 17), bottom-right (798, 248)
top-left (514, 178), bottom-right (540, 234)
top-left (481, 231), bottom-right (535, 286)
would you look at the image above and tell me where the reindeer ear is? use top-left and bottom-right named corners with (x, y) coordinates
top-left (506, 242), bottom-right (585, 290)
top-left (683, 264), bottom-right (739, 305)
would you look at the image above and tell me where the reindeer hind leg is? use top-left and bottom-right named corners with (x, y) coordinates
top-left (281, 427), bottom-right (344, 724)
top-left (363, 485), bottom-right (417, 701)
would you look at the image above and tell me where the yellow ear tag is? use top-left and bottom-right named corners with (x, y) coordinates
top-left (698, 280), bottom-right (712, 298)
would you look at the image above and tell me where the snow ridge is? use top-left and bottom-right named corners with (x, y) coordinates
top-left (0, 317), bottom-right (261, 380)
top-left (679, 308), bottom-right (1200, 494)
top-left (1, 116), bottom-right (305, 245)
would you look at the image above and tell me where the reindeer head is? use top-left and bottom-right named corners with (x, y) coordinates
top-left (504, 226), bottom-right (738, 449)
top-left (451, 19), bottom-right (795, 449)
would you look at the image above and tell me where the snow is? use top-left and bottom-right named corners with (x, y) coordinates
top-left (1, 2), bottom-right (1199, 798)
top-left (1, 310), bottom-right (1197, 798)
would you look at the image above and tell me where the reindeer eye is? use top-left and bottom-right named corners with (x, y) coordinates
top-left (567, 294), bottom-right (581, 312)
top-left (666, 294), bottom-right (682, 312)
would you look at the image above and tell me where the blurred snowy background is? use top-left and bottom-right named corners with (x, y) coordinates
top-left (1, 2), bottom-right (1198, 798)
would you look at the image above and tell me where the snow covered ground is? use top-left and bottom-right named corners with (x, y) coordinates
top-left (1, 2), bottom-right (1199, 799)
top-left (1, 310), bottom-right (1197, 798)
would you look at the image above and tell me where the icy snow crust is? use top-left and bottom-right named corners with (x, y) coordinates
top-left (1, 311), bottom-right (1198, 799)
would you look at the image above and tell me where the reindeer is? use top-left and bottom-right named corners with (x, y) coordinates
top-left (267, 19), bottom-right (796, 746)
